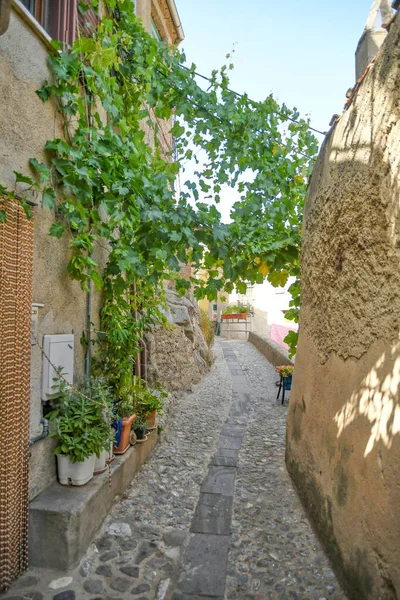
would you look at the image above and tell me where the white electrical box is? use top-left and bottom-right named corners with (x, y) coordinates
top-left (41, 334), bottom-right (74, 401)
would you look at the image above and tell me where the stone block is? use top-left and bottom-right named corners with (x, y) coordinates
top-left (28, 431), bottom-right (158, 570)
top-left (178, 533), bottom-right (229, 597)
top-left (191, 493), bottom-right (233, 535)
top-left (200, 466), bottom-right (236, 496)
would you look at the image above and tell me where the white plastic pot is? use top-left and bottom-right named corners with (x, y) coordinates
top-left (57, 454), bottom-right (95, 486)
top-left (94, 449), bottom-right (109, 474)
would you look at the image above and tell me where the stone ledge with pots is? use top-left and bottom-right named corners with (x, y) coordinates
top-left (28, 430), bottom-right (158, 571)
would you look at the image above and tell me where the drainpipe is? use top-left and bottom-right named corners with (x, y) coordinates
top-left (86, 99), bottom-right (93, 381)
top-left (86, 273), bottom-right (92, 380)
top-left (29, 417), bottom-right (49, 446)
top-left (139, 337), bottom-right (148, 382)
top-left (165, 0), bottom-right (184, 44)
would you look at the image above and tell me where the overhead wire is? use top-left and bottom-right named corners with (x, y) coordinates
top-left (178, 64), bottom-right (327, 137)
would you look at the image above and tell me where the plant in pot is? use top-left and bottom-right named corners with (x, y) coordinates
top-left (132, 378), bottom-right (166, 431)
top-left (80, 377), bottom-right (115, 473)
top-left (275, 365), bottom-right (294, 390)
top-left (47, 378), bottom-right (114, 486)
top-left (131, 419), bottom-right (149, 443)
top-left (113, 397), bottom-right (136, 455)
top-left (222, 304), bottom-right (250, 320)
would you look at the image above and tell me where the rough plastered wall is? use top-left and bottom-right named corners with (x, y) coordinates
top-left (286, 16), bottom-right (400, 600)
top-left (0, 10), bottom-right (104, 500)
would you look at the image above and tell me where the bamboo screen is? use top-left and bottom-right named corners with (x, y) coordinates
top-left (0, 198), bottom-right (34, 590)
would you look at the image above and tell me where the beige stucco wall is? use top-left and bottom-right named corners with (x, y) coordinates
top-left (0, 9), bottom-right (104, 500)
top-left (286, 15), bottom-right (400, 600)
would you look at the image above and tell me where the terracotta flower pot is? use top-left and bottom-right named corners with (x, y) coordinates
top-left (222, 313), bottom-right (247, 320)
top-left (113, 414), bottom-right (135, 455)
top-left (146, 410), bottom-right (157, 430)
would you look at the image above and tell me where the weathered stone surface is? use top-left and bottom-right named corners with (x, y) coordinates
top-left (200, 466), bottom-right (236, 496)
top-left (117, 537), bottom-right (138, 551)
top-left (83, 578), bottom-right (105, 594)
top-left (131, 583), bottom-right (150, 594)
top-left (48, 577), bottom-right (73, 590)
top-left (100, 550), bottom-right (118, 562)
top-left (107, 522), bottom-right (132, 537)
top-left (210, 455), bottom-right (237, 467)
top-left (178, 533), bottom-right (230, 597)
top-left (191, 493), bottom-right (233, 535)
top-left (145, 286), bottom-right (208, 391)
top-left (95, 564), bottom-right (113, 577)
top-left (15, 575), bottom-right (39, 588)
top-left (110, 577), bottom-right (131, 592)
top-left (135, 541), bottom-right (158, 564)
top-left (119, 565), bottom-right (139, 578)
top-left (217, 435), bottom-right (242, 450)
top-left (156, 578), bottom-right (170, 599)
top-left (7, 594), bottom-right (43, 600)
top-left (52, 592), bottom-right (75, 600)
top-left (162, 529), bottom-right (186, 547)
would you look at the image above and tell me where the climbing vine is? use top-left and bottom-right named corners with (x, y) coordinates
top-left (1, 0), bottom-right (318, 373)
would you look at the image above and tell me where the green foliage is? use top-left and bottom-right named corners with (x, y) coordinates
top-left (115, 397), bottom-right (134, 419)
top-left (3, 0), bottom-right (318, 371)
top-left (131, 378), bottom-right (166, 420)
top-left (222, 304), bottom-right (249, 315)
top-left (200, 309), bottom-right (215, 348)
top-left (48, 376), bottom-right (114, 462)
top-left (284, 330), bottom-right (299, 360)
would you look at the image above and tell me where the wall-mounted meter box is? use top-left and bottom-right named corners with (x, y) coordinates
top-left (41, 334), bottom-right (74, 401)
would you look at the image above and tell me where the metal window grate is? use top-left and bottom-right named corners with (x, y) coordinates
top-left (0, 198), bottom-right (34, 590)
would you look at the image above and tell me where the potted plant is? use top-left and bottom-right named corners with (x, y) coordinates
top-left (132, 420), bottom-right (149, 443)
top-left (275, 365), bottom-right (294, 389)
top-left (48, 378), bottom-right (114, 486)
top-left (80, 377), bottom-right (115, 474)
top-left (222, 304), bottom-right (250, 320)
top-left (132, 378), bottom-right (166, 431)
top-left (113, 397), bottom-right (136, 455)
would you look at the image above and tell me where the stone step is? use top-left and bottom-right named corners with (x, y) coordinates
top-left (28, 431), bottom-right (158, 570)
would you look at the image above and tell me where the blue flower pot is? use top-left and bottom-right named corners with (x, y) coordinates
top-left (284, 374), bottom-right (292, 390)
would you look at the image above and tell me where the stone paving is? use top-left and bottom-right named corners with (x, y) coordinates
top-left (2, 340), bottom-right (345, 600)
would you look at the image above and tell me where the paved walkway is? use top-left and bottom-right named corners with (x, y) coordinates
top-left (3, 340), bottom-right (345, 600)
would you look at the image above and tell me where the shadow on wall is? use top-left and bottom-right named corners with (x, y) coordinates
top-left (334, 342), bottom-right (400, 457)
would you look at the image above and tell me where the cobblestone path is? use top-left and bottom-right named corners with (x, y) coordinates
top-left (3, 340), bottom-right (345, 600)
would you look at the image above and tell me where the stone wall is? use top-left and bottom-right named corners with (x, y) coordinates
top-left (286, 15), bottom-right (400, 599)
top-left (146, 285), bottom-right (209, 391)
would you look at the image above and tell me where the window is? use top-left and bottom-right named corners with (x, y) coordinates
top-left (20, 0), bottom-right (97, 45)
top-left (150, 19), bottom-right (162, 41)
top-left (21, 0), bottom-right (48, 29)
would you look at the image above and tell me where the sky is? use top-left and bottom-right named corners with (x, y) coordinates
top-left (177, 0), bottom-right (374, 134)
top-left (173, 0), bottom-right (378, 221)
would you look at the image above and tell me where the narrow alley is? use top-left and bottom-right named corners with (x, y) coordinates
top-left (4, 341), bottom-right (345, 600)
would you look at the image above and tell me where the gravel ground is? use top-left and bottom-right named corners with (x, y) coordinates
top-left (2, 339), bottom-right (345, 600)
